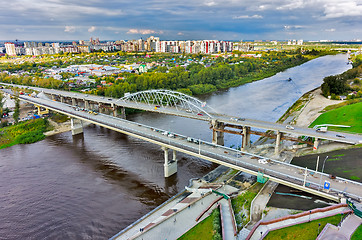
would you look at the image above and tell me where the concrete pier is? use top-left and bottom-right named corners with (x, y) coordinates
top-left (212, 120), bottom-right (224, 145)
top-left (313, 138), bottom-right (320, 151)
top-left (84, 100), bottom-right (89, 110)
top-left (163, 147), bottom-right (177, 177)
top-left (71, 98), bottom-right (77, 106)
top-left (71, 118), bottom-right (84, 135)
top-left (275, 130), bottom-right (282, 154)
top-left (241, 126), bottom-right (251, 150)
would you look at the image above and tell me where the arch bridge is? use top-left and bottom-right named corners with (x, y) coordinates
top-left (115, 89), bottom-right (216, 118)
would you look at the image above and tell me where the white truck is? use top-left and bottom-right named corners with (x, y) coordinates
top-left (316, 126), bottom-right (328, 132)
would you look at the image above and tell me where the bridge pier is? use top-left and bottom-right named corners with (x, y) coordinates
top-left (241, 126), bottom-right (251, 150)
top-left (71, 98), bottom-right (77, 106)
top-left (163, 147), bottom-right (177, 177)
top-left (84, 100), bottom-right (89, 110)
top-left (313, 138), bottom-right (320, 151)
top-left (71, 118), bottom-right (84, 135)
top-left (111, 104), bottom-right (126, 119)
top-left (60, 96), bottom-right (64, 103)
top-left (98, 103), bottom-right (103, 113)
top-left (212, 120), bottom-right (224, 145)
top-left (275, 131), bottom-right (283, 154)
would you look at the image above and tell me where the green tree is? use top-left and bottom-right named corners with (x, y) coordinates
top-left (0, 91), bottom-right (4, 117)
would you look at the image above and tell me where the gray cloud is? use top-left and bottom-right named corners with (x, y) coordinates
top-left (0, 0), bottom-right (360, 41)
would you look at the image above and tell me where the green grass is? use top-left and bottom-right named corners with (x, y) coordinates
top-left (351, 224), bottom-right (362, 240)
top-left (0, 118), bottom-right (49, 149)
top-left (264, 214), bottom-right (344, 240)
top-left (310, 102), bottom-right (362, 134)
top-left (231, 182), bottom-right (264, 230)
top-left (178, 208), bottom-right (221, 240)
top-left (350, 176), bottom-right (361, 181)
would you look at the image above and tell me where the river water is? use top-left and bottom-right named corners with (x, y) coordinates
top-left (0, 54), bottom-right (351, 239)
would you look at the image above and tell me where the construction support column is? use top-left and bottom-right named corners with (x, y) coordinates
top-left (241, 126), bottom-right (251, 150)
top-left (275, 130), bottom-right (283, 155)
top-left (120, 107), bottom-right (126, 119)
top-left (84, 100), bottom-right (89, 110)
top-left (163, 147), bottom-right (177, 177)
top-left (71, 98), bottom-right (77, 106)
top-left (98, 103), bottom-right (103, 113)
top-left (37, 106), bottom-right (41, 115)
top-left (313, 138), bottom-right (320, 151)
top-left (212, 120), bottom-right (224, 146)
top-left (71, 118), bottom-right (84, 135)
top-left (60, 96), bottom-right (64, 103)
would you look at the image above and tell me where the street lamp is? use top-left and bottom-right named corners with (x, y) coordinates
top-left (318, 223), bottom-right (321, 235)
top-left (318, 156), bottom-right (329, 191)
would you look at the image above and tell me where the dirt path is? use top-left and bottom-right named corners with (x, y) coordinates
top-left (294, 88), bottom-right (343, 127)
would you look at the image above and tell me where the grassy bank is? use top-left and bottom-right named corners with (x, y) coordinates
top-left (310, 101), bottom-right (362, 134)
top-left (0, 118), bottom-right (50, 149)
top-left (178, 208), bottom-right (221, 240)
top-left (231, 182), bottom-right (264, 231)
top-left (264, 214), bottom-right (345, 240)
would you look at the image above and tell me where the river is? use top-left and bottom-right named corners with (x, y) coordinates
top-left (0, 54), bottom-right (351, 239)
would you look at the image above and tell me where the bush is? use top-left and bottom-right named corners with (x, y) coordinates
top-left (15, 130), bottom-right (45, 144)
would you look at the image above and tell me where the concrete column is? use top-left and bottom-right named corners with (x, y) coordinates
top-left (71, 118), bottom-right (84, 135)
top-left (71, 98), bottom-right (77, 106)
top-left (84, 100), bottom-right (89, 110)
top-left (275, 131), bottom-right (283, 154)
top-left (241, 126), bottom-right (251, 150)
top-left (37, 106), bottom-right (41, 115)
top-left (163, 147), bottom-right (177, 177)
top-left (60, 96), bottom-right (64, 103)
top-left (98, 103), bottom-right (103, 113)
top-left (211, 120), bottom-right (224, 146)
top-left (313, 138), bottom-right (320, 151)
top-left (51, 95), bottom-right (55, 101)
top-left (120, 107), bottom-right (126, 119)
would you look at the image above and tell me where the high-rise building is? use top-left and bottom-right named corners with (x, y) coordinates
top-left (4, 42), bottom-right (16, 56)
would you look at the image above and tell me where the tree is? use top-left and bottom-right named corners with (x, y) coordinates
top-left (13, 95), bottom-right (20, 124)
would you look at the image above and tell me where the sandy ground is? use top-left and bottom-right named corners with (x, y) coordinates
top-left (293, 88), bottom-right (344, 127)
top-left (44, 119), bottom-right (72, 136)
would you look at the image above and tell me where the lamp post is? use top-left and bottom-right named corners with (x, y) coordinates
top-left (318, 223), bottom-right (321, 235)
top-left (318, 156), bottom-right (329, 191)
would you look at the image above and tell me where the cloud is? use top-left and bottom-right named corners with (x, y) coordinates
top-left (322, 1), bottom-right (362, 18)
top-left (177, 32), bottom-right (184, 35)
top-left (88, 26), bottom-right (96, 33)
top-left (64, 26), bottom-right (76, 33)
top-left (204, 1), bottom-right (216, 7)
top-left (127, 28), bottom-right (163, 35)
top-left (325, 28), bottom-right (336, 32)
top-left (233, 15), bottom-right (263, 19)
top-left (284, 25), bottom-right (304, 30)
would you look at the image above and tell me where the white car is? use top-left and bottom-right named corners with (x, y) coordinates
top-left (286, 125), bottom-right (294, 130)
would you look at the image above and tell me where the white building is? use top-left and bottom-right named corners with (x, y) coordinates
top-left (5, 42), bottom-right (16, 56)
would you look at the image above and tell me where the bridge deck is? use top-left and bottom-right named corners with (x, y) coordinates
top-left (17, 94), bottom-right (362, 202)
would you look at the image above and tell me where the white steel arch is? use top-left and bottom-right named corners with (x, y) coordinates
top-left (115, 89), bottom-right (215, 117)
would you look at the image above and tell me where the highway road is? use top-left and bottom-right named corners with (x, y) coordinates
top-left (16, 93), bottom-right (362, 202)
top-left (2, 83), bottom-right (361, 145)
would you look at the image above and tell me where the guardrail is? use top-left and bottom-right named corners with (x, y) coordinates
top-left (18, 95), bottom-right (362, 202)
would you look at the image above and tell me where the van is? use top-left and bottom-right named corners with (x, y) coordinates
top-left (316, 126), bottom-right (327, 132)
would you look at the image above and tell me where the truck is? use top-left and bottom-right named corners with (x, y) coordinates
top-left (316, 126), bottom-right (328, 132)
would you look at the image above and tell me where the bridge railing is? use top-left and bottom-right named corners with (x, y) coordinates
top-left (19, 95), bottom-right (362, 202)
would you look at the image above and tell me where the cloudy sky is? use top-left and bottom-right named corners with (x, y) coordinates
top-left (1, 0), bottom-right (361, 41)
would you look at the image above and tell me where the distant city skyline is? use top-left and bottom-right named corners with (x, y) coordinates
top-left (1, 0), bottom-right (361, 41)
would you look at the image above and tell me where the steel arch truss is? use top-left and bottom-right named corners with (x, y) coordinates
top-left (116, 89), bottom-right (215, 117)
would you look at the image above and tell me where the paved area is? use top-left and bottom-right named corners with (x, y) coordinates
top-left (246, 181), bottom-right (279, 230)
top-left (111, 181), bottom-right (238, 240)
top-left (220, 198), bottom-right (237, 240)
top-left (318, 214), bottom-right (361, 240)
top-left (248, 205), bottom-right (350, 240)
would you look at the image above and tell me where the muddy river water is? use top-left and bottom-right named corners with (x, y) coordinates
top-left (0, 54), bottom-right (351, 239)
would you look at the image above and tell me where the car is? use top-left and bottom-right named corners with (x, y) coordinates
top-left (197, 113), bottom-right (203, 116)
top-left (108, 98), bottom-right (112, 101)
top-left (155, 105), bottom-right (161, 108)
top-left (186, 109), bottom-right (192, 113)
top-left (230, 117), bottom-right (237, 121)
top-left (286, 125), bottom-right (294, 130)
top-left (101, 97), bottom-right (104, 99)
top-left (162, 131), bottom-right (168, 135)
top-left (168, 133), bottom-right (175, 138)
top-left (85, 95), bottom-right (88, 97)
top-left (336, 134), bottom-right (345, 138)
top-left (238, 118), bottom-right (246, 121)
